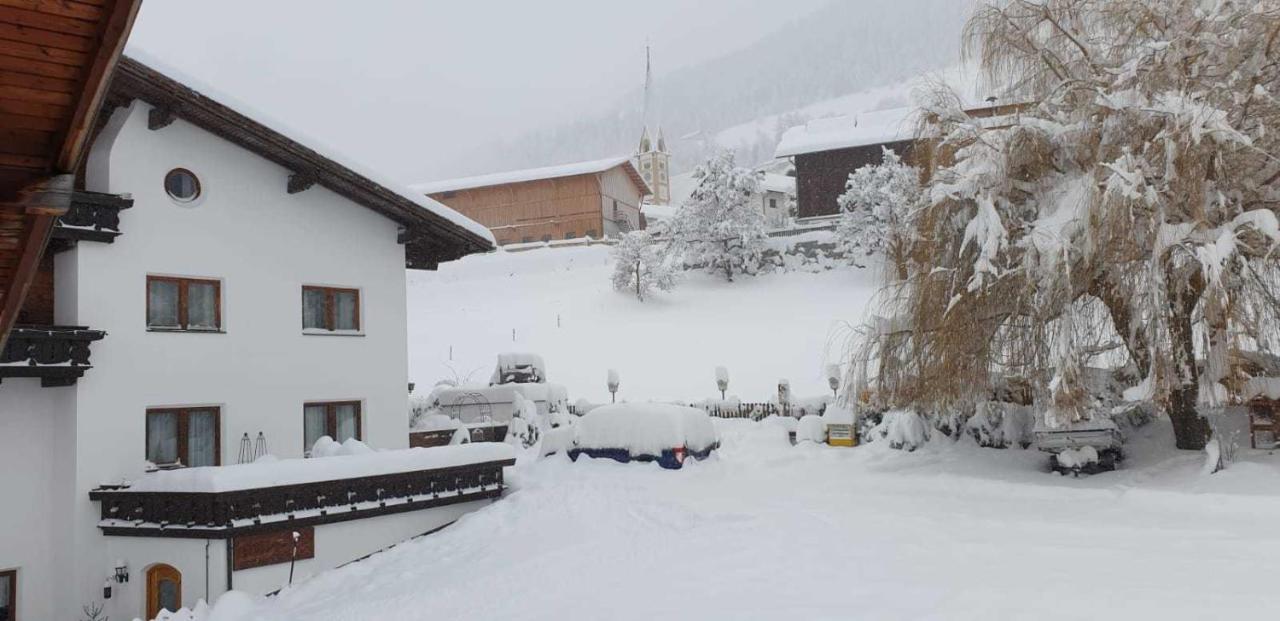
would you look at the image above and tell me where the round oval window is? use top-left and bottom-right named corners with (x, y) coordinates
top-left (164, 168), bottom-right (201, 202)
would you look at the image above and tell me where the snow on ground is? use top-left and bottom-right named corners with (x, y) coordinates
top-left (233, 417), bottom-right (1280, 620)
top-left (407, 245), bottom-right (878, 403)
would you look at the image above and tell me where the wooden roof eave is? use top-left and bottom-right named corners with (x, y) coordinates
top-left (109, 59), bottom-right (493, 261)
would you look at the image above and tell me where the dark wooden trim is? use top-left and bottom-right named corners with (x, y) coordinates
top-left (287, 173), bottom-right (315, 194)
top-left (232, 526), bottom-right (315, 571)
top-left (100, 487), bottom-right (505, 539)
top-left (145, 406), bottom-right (223, 468)
top-left (148, 105), bottom-right (177, 130)
top-left (146, 275), bottom-right (222, 331)
top-left (0, 174), bottom-right (71, 350)
top-left (0, 568), bottom-right (14, 621)
top-left (91, 458), bottom-right (513, 539)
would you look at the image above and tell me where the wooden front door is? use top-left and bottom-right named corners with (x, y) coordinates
top-left (146, 564), bottom-right (181, 619)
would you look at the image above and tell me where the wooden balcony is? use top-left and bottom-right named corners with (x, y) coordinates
top-left (50, 190), bottom-right (135, 250)
top-left (0, 325), bottom-right (106, 387)
top-left (90, 456), bottom-right (514, 538)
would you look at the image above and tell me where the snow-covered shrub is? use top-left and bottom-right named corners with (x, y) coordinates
top-left (309, 436), bottom-right (374, 458)
top-left (669, 150), bottom-right (768, 282)
top-left (863, 409), bottom-right (929, 451)
top-left (505, 392), bottom-right (542, 449)
top-left (611, 230), bottom-right (677, 301)
top-left (964, 402), bottom-right (1034, 449)
top-left (795, 414), bottom-right (826, 444)
top-left (835, 147), bottom-right (920, 274)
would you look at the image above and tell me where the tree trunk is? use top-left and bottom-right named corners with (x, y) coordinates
top-left (722, 240), bottom-right (733, 282)
top-left (1166, 266), bottom-right (1209, 450)
top-left (635, 261), bottom-right (643, 301)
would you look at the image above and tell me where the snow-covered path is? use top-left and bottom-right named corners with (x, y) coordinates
top-left (256, 421), bottom-right (1280, 620)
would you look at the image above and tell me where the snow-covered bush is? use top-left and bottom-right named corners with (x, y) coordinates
top-left (795, 414), bottom-right (826, 444)
top-left (506, 392), bottom-right (543, 449)
top-left (310, 436), bottom-right (374, 458)
top-left (835, 147), bottom-right (920, 275)
top-left (611, 230), bottom-right (677, 301)
top-left (964, 402), bottom-right (1034, 449)
top-left (863, 409), bottom-right (929, 451)
top-left (669, 150), bottom-right (768, 282)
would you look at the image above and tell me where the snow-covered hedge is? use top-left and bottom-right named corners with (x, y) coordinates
top-left (862, 408), bottom-right (929, 451)
top-left (574, 403), bottom-right (718, 455)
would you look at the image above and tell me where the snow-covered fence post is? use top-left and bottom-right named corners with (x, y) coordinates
top-left (778, 378), bottom-right (791, 416)
top-left (715, 366), bottom-right (729, 400)
top-left (607, 368), bottom-right (620, 403)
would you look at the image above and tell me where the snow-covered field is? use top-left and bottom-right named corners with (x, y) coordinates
top-left (407, 245), bottom-right (877, 403)
top-left (237, 418), bottom-right (1280, 620)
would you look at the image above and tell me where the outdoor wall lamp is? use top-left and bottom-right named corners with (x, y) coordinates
top-left (113, 559), bottom-right (129, 583)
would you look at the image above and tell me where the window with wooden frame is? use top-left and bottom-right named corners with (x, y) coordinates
top-left (147, 276), bottom-right (221, 331)
top-left (146, 407), bottom-right (221, 468)
top-left (0, 570), bottom-right (14, 621)
top-left (303, 401), bottom-right (361, 455)
top-left (302, 286), bottom-right (360, 332)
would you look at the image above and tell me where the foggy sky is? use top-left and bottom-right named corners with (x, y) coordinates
top-left (127, 0), bottom-right (828, 183)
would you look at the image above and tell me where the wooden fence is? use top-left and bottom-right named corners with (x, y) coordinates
top-left (567, 402), bottom-right (827, 421)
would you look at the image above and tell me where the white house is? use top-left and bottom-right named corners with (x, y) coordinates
top-left (0, 54), bottom-right (506, 621)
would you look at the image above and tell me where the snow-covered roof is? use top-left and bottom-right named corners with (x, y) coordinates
top-left (117, 48), bottom-right (496, 256)
top-left (774, 107), bottom-right (919, 158)
top-left (412, 156), bottom-right (650, 196)
top-left (759, 173), bottom-right (796, 195)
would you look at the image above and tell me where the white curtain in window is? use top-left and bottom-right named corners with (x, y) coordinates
top-left (187, 283), bottom-right (217, 329)
top-left (335, 291), bottom-right (357, 330)
top-left (187, 410), bottom-right (217, 467)
top-left (304, 405), bottom-right (327, 453)
top-left (302, 289), bottom-right (326, 329)
top-left (148, 281), bottom-right (179, 327)
top-left (147, 412), bottom-right (178, 465)
top-left (335, 403), bottom-right (358, 442)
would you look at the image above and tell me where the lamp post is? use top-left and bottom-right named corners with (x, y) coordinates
top-left (607, 369), bottom-right (620, 403)
top-left (715, 366), bottom-right (729, 401)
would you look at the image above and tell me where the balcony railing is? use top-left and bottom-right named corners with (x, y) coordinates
top-left (89, 457), bottom-right (513, 538)
top-left (50, 190), bottom-right (134, 248)
top-left (0, 325), bottom-right (106, 386)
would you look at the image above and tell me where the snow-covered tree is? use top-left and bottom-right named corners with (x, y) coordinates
top-left (835, 147), bottom-right (922, 276)
top-left (611, 230), bottom-right (677, 301)
top-left (670, 151), bottom-right (768, 282)
top-left (853, 0), bottom-right (1280, 451)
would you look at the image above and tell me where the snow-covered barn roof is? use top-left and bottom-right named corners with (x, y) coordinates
top-left (412, 156), bottom-right (650, 197)
top-left (774, 107), bottom-right (919, 159)
top-left (110, 50), bottom-right (495, 268)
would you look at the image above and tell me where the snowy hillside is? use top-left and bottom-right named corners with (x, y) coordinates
top-left (466, 0), bottom-right (974, 176)
top-left (407, 245), bottom-right (877, 403)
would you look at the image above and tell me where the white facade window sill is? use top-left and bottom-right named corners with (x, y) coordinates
top-left (302, 328), bottom-right (365, 337)
top-left (147, 327), bottom-right (226, 334)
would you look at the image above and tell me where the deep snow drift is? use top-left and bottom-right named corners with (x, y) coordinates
top-left (407, 244), bottom-right (878, 403)
top-left (208, 418), bottom-right (1280, 620)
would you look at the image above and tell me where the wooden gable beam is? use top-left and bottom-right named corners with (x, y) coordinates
top-left (55, 0), bottom-right (145, 172)
top-left (148, 105), bottom-right (178, 130)
top-left (0, 174), bottom-right (74, 350)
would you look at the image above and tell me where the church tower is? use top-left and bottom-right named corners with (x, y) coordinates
top-left (635, 45), bottom-right (671, 205)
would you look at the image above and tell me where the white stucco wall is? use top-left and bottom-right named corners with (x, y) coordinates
top-left (0, 382), bottom-right (72, 621)
top-left (47, 99), bottom-right (412, 620)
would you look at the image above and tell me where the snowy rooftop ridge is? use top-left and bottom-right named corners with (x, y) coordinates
top-left (119, 47), bottom-right (495, 248)
top-left (774, 106), bottom-right (920, 158)
top-left (412, 156), bottom-right (649, 195)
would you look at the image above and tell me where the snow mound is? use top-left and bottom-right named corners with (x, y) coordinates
top-left (574, 403), bottom-right (718, 455)
top-left (796, 414), bottom-right (826, 443)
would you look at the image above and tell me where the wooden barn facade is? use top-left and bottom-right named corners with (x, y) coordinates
top-left (413, 156), bottom-right (650, 245)
top-left (775, 104), bottom-right (1023, 220)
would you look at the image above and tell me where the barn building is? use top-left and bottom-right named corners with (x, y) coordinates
top-left (413, 157), bottom-right (651, 245)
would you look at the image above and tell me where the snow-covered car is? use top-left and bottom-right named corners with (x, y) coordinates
top-left (569, 403), bottom-right (718, 469)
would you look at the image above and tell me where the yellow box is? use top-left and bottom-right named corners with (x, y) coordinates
top-left (826, 424), bottom-right (856, 447)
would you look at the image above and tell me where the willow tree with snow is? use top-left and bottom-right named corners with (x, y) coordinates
top-left (611, 230), bottom-right (677, 301)
top-left (852, 0), bottom-right (1280, 450)
top-left (671, 151), bottom-right (768, 282)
